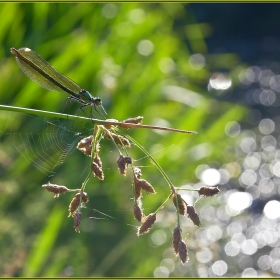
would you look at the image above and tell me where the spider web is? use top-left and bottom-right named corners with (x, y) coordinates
top-left (0, 112), bottom-right (87, 177)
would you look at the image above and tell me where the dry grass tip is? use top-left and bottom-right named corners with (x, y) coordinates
top-left (42, 182), bottom-right (68, 198)
top-left (122, 116), bottom-right (144, 124)
top-left (137, 213), bottom-right (156, 236)
top-left (198, 186), bottom-right (220, 197)
top-left (93, 155), bottom-right (102, 168)
top-left (133, 203), bottom-right (143, 222)
top-left (76, 136), bottom-right (93, 157)
top-left (68, 192), bottom-right (89, 217)
top-left (134, 176), bottom-right (156, 195)
top-left (187, 205), bottom-right (201, 226)
top-left (117, 155), bottom-right (133, 176)
top-left (134, 167), bottom-right (142, 179)
top-left (92, 160), bottom-right (104, 180)
top-left (172, 226), bottom-right (182, 256)
top-left (101, 127), bottom-right (131, 148)
top-left (178, 240), bottom-right (189, 264)
top-left (134, 180), bottom-right (142, 199)
top-left (172, 193), bottom-right (186, 215)
top-left (74, 211), bottom-right (82, 233)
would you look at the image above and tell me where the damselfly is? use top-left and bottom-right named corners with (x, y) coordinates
top-left (10, 47), bottom-right (107, 118)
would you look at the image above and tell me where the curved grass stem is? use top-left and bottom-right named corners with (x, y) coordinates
top-left (0, 105), bottom-right (197, 134)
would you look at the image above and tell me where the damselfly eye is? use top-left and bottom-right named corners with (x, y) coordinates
top-left (95, 97), bottom-right (102, 106)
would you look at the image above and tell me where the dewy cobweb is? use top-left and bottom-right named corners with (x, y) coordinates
top-left (0, 112), bottom-right (83, 177)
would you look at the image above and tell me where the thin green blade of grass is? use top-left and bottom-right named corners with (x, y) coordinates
top-left (21, 204), bottom-right (65, 277)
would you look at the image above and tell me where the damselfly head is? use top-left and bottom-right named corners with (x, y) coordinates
top-left (94, 97), bottom-right (102, 106)
top-left (92, 97), bottom-right (107, 118)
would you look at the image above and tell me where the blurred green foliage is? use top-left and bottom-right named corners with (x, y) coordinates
top-left (0, 3), bottom-right (247, 277)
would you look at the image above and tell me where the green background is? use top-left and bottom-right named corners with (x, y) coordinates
top-left (0, 3), bottom-right (249, 277)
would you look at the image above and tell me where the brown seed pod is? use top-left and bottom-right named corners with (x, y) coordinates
top-left (117, 155), bottom-right (133, 176)
top-left (134, 167), bottom-right (142, 179)
top-left (134, 203), bottom-right (143, 222)
top-left (178, 240), bottom-right (189, 264)
top-left (137, 213), bottom-right (156, 235)
top-left (74, 211), bottom-right (82, 233)
top-left (187, 205), bottom-right (201, 226)
top-left (134, 180), bottom-right (142, 199)
top-left (68, 192), bottom-right (88, 217)
top-left (76, 135), bottom-right (93, 156)
top-left (111, 133), bottom-right (131, 147)
top-left (124, 156), bottom-right (132, 164)
top-left (102, 128), bottom-right (131, 148)
top-left (93, 155), bottom-right (102, 168)
top-left (198, 186), bottom-right (220, 197)
top-left (172, 193), bottom-right (186, 215)
top-left (122, 116), bottom-right (144, 124)
top-left (42, 182), bottom-right (68, 198)
top-left (173, 226), bottom-right (182, 256)
top-left (134, 177), bottom-right (156, 194)
top-left (103, 119), bottom-right (119, 129)
top-left (92, 162), bottom-right (104, 180)
top-left (99, 125), bottom-right (131, 147)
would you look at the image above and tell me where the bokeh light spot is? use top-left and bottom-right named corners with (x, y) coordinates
top-left (225, 121), bottom-right (240, 137)
top-left (228, 192), bottom-right (252, 212)
top-left (270, 75), bottom-right (280, 92)
top-left (211, 260), bottom-right (228, 276)
top-left (259, 118), bottom-right (275, 135)
top-left (200, 168), bottom-right (221, 186)
top-left (241, 268), bottom-right (257, 277)
top-left (263, 200), bottom-right (280, 219)
top-left (101, 4), bottom-right (118, 18)
top-left (241, 239), bottom-right (258, 255)
top-left (209, 72), bottom-right (232, 90)
top-left (260, 89), bottom-right (276, 106)
top-left (189, 54), bottom-right (205, 70)
top-left (224, 241), bottom-right (240, 256)
top-left (137, 40), bottom-right (154, 56)
top-left (196, 248), bottom-right (213, 263)
top-left (158, 57), bottom-right (175, 73)
top-left (129, 8), bottom-right (145, 24)
top-left (154, 266), bottom-right (169, 277)
top-left (151, 230), bottom-right (167, 246)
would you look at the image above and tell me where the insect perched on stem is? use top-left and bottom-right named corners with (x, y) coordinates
top-left (10, 47), bottom-right (107, 118)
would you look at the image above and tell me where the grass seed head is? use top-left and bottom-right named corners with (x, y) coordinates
top-left (134, 203), bottom-right (143, 222)
top-left (76, 136), bottom-right (93, 156)
top-left (68, 192), bottom-right (88, 217)
top-left (100, 126), bottom-right (131, 147)
top-left (134, 177), bottom-right (156, 194)
top-left (103, 119), bottom-right (118, 129)
top-left (137, 213), bottom-right (156, 236)
top-left (134, 167), bottom-right (142, 179)
top-left (92, 162), bottom-right (104, 180)
top-left (74, 211), bottom-right (82, 233)
top-left (198, 186), bottom-right (220, 197)
top-left (172, 193), bottom-right (186, 215)
top-left (111, 133), bottom-right (131, 148)
top-left (42, 182), bottom-right (68, 198)
top-left (173, 226), bottom-right (182, 256)
top-left (117, 155), bottom-right (126, 175)
top-left (123, 156), bottom-right (133, 164)
top-left (117, 155), bottom-right (132, 176)
top-left (178, 240), bottom-right (189, 264)
top-left (187, 205), bottom-right (201, 226)
top-left (93, 155), bottom-right (102, 168)
top-left (134, 180), bottom-right (142, 199)
top-left (122, 116), bottom-right (144, 124)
